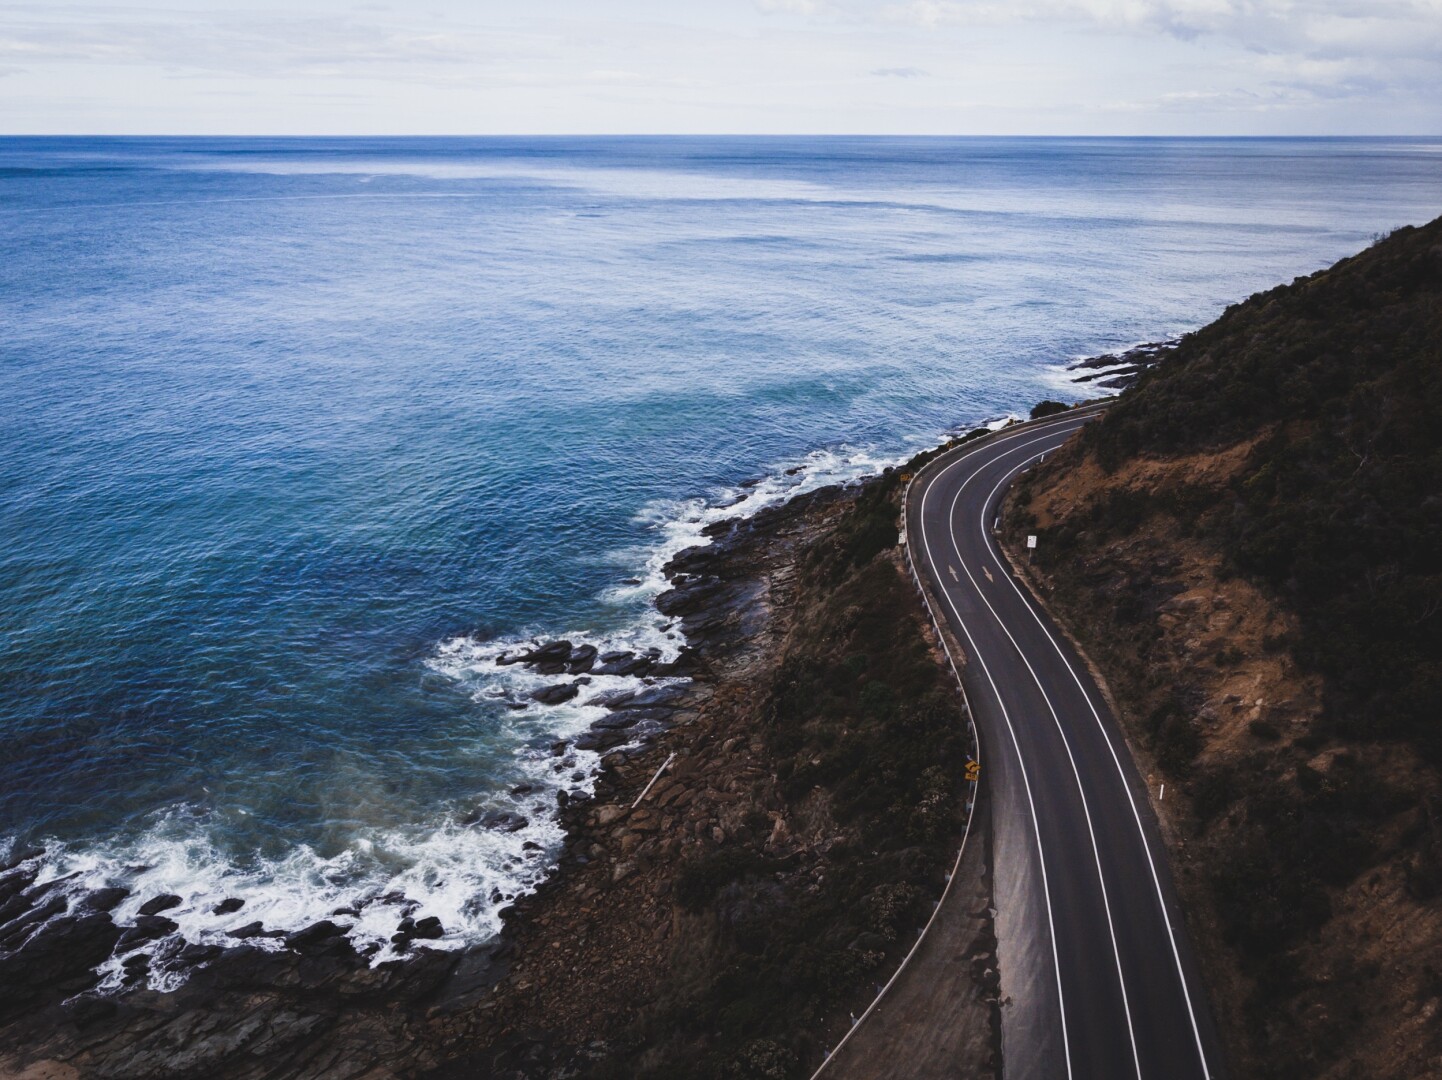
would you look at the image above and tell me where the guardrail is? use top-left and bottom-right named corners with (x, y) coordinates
top-left (808, 406), bottom-right (1107, 1077)
top-left (808, 447), bottom-right (984, 1079)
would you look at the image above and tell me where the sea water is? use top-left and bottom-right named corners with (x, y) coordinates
top-left (2, 136), bottom-right (1438, 982)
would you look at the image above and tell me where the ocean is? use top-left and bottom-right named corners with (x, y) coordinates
top-left (2, 136), bottom-right (1438, 986)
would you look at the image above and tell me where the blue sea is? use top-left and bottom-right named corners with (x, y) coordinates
top-left (2, 136), bottom-right (1438, 984)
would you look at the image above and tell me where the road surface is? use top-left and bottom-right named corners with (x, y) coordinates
top-left (904, 410), bottom-right (1225, 1080)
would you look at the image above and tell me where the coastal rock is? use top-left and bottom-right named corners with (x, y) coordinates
top-left (567, 644), bottom-right (599, 673)
top-left (227, 921), bottom-right (285, 940)
top-left (179, 942), bottom-right (224, 965)
top-left (0, 912), bottom-right (121, 1022)
top-left (593, 652), bottom-right (655, 677)
top-left (212, 897), bottom-right (245, 915)
top-left (116, 914), bottom-right (179, 951)
top-left (624, 684), bottom-right (689, 709)
top-left (477, 811), bottom-right (530, 833)
top-left (0, 846), bottom-right (45, 874)
top-left (591, 707), bottom-right (672, 731)
top-left (652, 647), bottom-right (707, 678)
top-left (574, 729), bottom-right (630, 753)
top-left (531, 683), bottom-right (581, 706)
top-left (285, 920), bottom-right (346, 948)
top-left (138, 893), bottom-right (182, 916)
top-left (77, 887), bottom-right (131, 914)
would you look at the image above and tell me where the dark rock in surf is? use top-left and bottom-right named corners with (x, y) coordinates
top-left (477, 811), bottom-right (529, 833)
top-left (179, 942), bottom-right (224, 965)
top-left (77, 887), bottom-right (130, 914)
top-left (285, 920), bottom-right (348, 953)
top-left (0, 912), bottom-right (121, 1022)
top-left (574, 729), bottom-right (630, 753)
top-left (138, 893), bottom-right (182, 916)
top-left (115, 914), bottom-right (178, 952)
top-left (212, 897), bottom-right (245, 916)
top-left (593, 654), bottom-right (655, 677)
top-left (652, 647), bottom-right (707, 678)
top-left (531, 683), bottom-right (581, 706)
top-left (567, 644), bottom-right (598, 673)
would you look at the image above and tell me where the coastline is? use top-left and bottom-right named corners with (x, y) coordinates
top-left (0, 454), bottom-right (976, 1078)
top-left (0, 352), bottom-right (1144, 1078)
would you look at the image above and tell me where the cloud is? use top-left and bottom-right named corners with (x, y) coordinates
top-left (756, 0), bottom-right (833, 13)
top-left (879, 0), bottom-right (1442, 63)
top-left (871, 65), bottom-right (928, 77)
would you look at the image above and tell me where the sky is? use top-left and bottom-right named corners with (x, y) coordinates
top-left (2, 1), bottom-right (1440, 135)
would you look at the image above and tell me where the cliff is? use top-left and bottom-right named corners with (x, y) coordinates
top-left (1003, 216), bottom-right (1442, 1079)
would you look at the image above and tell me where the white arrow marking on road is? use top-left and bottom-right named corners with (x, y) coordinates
top-left (982, 565), bottom-right (994, 583)
top-left (948, 564), bottom-right (959, 582)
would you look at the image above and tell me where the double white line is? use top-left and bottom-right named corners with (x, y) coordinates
top-left (918, 416), bottom-right (1211, 1080)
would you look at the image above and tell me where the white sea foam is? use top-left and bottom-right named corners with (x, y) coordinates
top-left (10, 429), bottom-right (994, 994)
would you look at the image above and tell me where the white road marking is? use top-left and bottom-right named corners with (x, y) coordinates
top-left (948, 564), bottom-right (959, 582)
top-left (953, 443), bottom-right (1144, 1080)
top-left (919, 427), bottom-right (1078, 1080)
top-left (977, 457), bottom-right (1214, 1079)
top-left (982, 565), bottom-right (994, 583)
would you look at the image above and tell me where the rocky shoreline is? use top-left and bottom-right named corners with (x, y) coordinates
top-left (1066, 338), bottom-right (1177, 390)
top-left (3, 474), bottom-right (942, 1079)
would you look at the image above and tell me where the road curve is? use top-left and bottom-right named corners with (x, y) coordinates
top-left (906, 411), bottom-right (1226, 1080)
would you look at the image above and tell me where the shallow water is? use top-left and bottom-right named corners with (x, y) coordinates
top-left (2, 136), bottom-right (1438, 974)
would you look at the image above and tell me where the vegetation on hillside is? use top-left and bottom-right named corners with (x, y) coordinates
top-left (620, 472), bottom-right (971, 1079)
top-left (1009, 215), bottom-right (1442, 1079)
top-left (1087, 218), bottom-right (1442, 763)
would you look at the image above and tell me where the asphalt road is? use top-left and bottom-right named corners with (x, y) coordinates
top-left (906, 410), bottom-right (1225, 1080)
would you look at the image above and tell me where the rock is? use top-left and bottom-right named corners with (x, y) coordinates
top-left (593, 653), bottom-right (655, 677)
top-left (285, 920), bottom-right (347, 951)
top-left (522, 640), bottom-right (573, 664)
top-left (590, 709), bottom-right (657, 731)
top-left (116, 914), bottom-right (179, 951)
top-left (227, 921), bottom-right (273, 939)
top-left (596, 805), bottom-right (627, 826)
top-left (179, 942), bottom-right (224, 965)
top-left (477, 810), bottom-right (530, 833)
top-left (411, 916), bottom-right (444, 940)
top-left (574, 729), bottom-right (630, 753)
top-left (567, 644), bottom-right (599, 673)
top-left (510, 783), bottom-right (534, 796)
top-left (212, 897), bottom-right (245, 915)
top-left (533, 660), bottom-right (567, 675)
top-left (652, 648), bottom-right (707, 678)
top-left (77, 887), bottom-right (130, 914)
top-left (138, 893), bottom-right (183, 916)
top-left (0, 895), bottom-right (67, 948)
top-left (531, 683), bottom-right (581, 706)
top-left (625, 684), bottom-right (689, 708)
top-left (0, 912), bottom-right (121, 1022)
top-left (0, 845), bottom-right (45, 874)
top-left (62, 993), bottom-right (117, 1027)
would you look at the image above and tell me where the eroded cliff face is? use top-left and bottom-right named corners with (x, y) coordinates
top-left (1000, 217), bottom-right (1442, 1080)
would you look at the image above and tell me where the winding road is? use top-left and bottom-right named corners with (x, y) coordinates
top-left (901, 410), bottom-right (1226, 1080)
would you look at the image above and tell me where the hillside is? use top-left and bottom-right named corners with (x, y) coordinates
top-left (1003, 216), bottom-right (1442, 1078)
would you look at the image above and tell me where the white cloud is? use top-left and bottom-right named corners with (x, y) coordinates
top-left (756, 0), bottom-right (833, 14)
top-left (0, 1), bottom-right (1436, 134)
